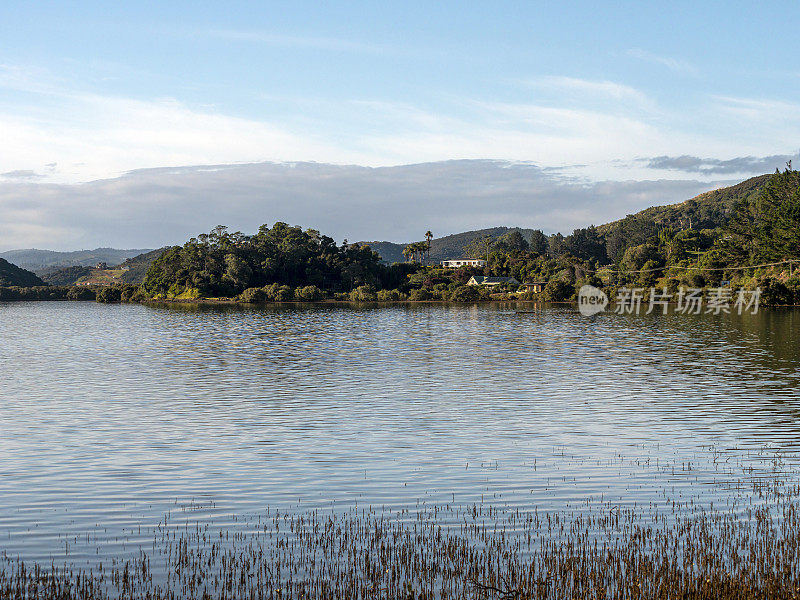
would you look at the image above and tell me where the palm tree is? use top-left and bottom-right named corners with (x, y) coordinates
top-left (404, 243), bottom-right (424, 263)
top-left (424, 231), bottom-right (433, 265)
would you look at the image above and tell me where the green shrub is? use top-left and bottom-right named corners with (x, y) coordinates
top-left (66, 286), bottom-right (95, 301)
top-left (542, 280), bottom-right (574, 302)
top-left (121, 285), bottom-right (147, 303)
top-left (349, 284), bottom-right (377, 301)
top-left (296, 285), bottom-right (324, 301)
top-left (449, 285), bottom-right (479, 302)
top-left (637, 260), bottom-right (660, 287)
top-left (376, 289), bottom-right (401, 301)
top-left (263, 283), bottom-right (294, 301)
top-left (758, 278), bottom-right (793, 305)
top-left (239, 287), bottom-right (267, 303)
top-left (274, 285), bottom-right (294, 301)
top-left (96, 287), bottom-right (122, 303)
top-left (689, 273), bottom-right (706, 288)
top-left (408, 288), bottom-right (431, 301)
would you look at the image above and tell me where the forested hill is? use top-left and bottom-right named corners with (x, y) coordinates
top-left (595, 174), bottom-right (771, 262)
top-left (0, 258), bottom-right (45, 287)
top-left (119, 248), bottom-right (169, 283)
top-left (598, 174), bottom-right (770, 235)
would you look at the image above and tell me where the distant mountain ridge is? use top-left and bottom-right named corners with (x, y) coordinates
top-left (362, 227), bottom-right (538, 264)
top-left (0, 247), bottom-right (153, 273)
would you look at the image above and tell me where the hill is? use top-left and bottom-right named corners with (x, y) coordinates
top-left (597, 175), bottom-right (770, 235)
top-left (119, 248), bottom-right (170, 283)
top-left (0, 258), bottom-right (46, 287)
top-left (39, 266), bottom-right (94, 286)
top-left (0, 248), bottom-right (153, 273)
top-left (595, 174), bottom-right (772, 262)
top-left (37, 248), bottom-right (170, 286)
top-left (363, 227), bottom-right (538, 264)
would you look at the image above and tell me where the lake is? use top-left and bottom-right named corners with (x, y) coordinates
top-left (1, 300), bottom-right (799, 569)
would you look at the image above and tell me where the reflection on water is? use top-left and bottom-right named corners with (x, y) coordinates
top-left (0, 301), bottom-right (798, 565)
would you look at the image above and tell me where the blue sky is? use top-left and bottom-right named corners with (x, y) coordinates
top-left (1, 1), bottom-right (799, 248)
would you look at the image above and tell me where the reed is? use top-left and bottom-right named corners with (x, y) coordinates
top-left (2, 475), bottom-right (799, 599)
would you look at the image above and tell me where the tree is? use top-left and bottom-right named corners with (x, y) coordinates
top-left (721, 166), bottom-right (800, 264)
top-left (529, 230), bottom-right (548, 256)
top-left (449, 285), bottom-right (479, 302)
top-left (96, 287), bottom-right (122, 303)
top-left (564, 226), bottom-right (607, 262)
top-left (547, 233), bottom-right (567, 257)
top-left (465, 236), bottom-right (495, 261)
top-left (542, 279), bottom-right (574, 302)
top-left (604, 216), bottom-right (660, 263)
top-left (424, 231), bottom-right (434, 264)
top-left (496, 230), bottom-right (529, 254)
top-left (403, 242), bottom-right (427, 263)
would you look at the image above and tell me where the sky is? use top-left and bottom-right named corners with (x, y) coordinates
top-left (1, 1), bottom-right (799, 250)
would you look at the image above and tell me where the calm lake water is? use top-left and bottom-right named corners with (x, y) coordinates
top-left (1, 301), bottom-right (799, 566)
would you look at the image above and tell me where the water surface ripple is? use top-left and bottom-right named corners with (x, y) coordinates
top-left (1, 301), bottom-right (798, 563)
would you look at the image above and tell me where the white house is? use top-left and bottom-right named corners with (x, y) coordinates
top-left (466, 276), bottom-right (520, 287)
top-left (441, 259), bottom-right (487, 268)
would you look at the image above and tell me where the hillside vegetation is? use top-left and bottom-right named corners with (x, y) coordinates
top-left (0, 258), bottom-right (46, 287)
top-left (119, 248), bottom-right (169, 283)
top-left (363, 176), bottom-right (773, 266)
top-left (39, 266), bottom-right (94, 286)
top-left (140, 168), bottom-right (800, 305)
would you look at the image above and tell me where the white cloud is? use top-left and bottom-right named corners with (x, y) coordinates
top-left (526, 76), bottom-right (651, 106)
top-left (0, 160), bottom-right (725, 252)
top-left (626, 49), bottom-right (699, 76)
top-left (706, 95), bottom-right (800, 152)
top-left (0, 88), bottom-right (375, 183)
top-left (712, 95), bottom-right (800, 119)
top-left (0, 64), bottom-right (747, 185)
top-left (0, 64), bottom-right (796, 195)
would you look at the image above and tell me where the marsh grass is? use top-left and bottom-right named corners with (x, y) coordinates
top-left (2, 474), bottom-right (800, 600)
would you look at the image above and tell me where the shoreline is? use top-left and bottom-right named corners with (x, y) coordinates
top-left (3, 295), bottom-right (800, 308)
